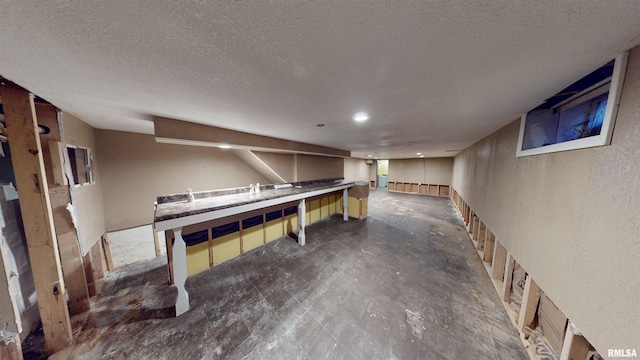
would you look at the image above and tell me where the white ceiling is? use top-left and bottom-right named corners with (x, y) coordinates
top-left (1, 1), bottom-right (640, 159)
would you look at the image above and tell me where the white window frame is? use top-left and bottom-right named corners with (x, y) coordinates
top-left (516, 51), bottom-right (628, 157)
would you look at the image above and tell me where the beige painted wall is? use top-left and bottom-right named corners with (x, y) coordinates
top-left (343, 158), bottom-right (370, 181)
top-left (252, 151), bottom-right (295, 182)
top-left (96, 130), bottom-right (270, 231)
top-left (451, 46), bottom-right (640, 354)
top-left (62, 113), bottom-right (107, 254)
top-left (388, 158), bottom-right (453, 184)
top-left (296, 154), bottom-right (343, 181)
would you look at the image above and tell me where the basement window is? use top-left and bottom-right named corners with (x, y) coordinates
top-left (516, 52), bottom-right (628, 157)
top-left (67, 146), bottom-right (93, 186)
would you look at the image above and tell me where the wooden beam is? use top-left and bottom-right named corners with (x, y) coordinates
top-left (1, 81), bottom-right (73, 352)
top-left (559, 321), bottom-right (590, 360)
top-left (491, 240), bottom-right (507, 280)
top-left (502, 254), bottom-right (516, 302)
top-left (102, 233), bottom-right (115, 271)
top-left (152, 224), bottom-right (161, 257)
top-left (517, 275), bottom-right (541, 332)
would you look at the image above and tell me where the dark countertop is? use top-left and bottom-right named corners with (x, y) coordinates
top-left (154, 179), bottom-right (355, 223)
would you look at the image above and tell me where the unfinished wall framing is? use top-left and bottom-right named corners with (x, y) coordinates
top-left (451, 189), bottom-right (602, 360)
top-left (387, 182), bottom-right (450, 197)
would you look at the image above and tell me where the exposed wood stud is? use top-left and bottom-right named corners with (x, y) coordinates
top-left (517, 275), bottom-right (541, 332)
top-left (502, 254), bottom-right (516, 302)
top-left (492, 241), bottom-right (507, 280)
top-left (1, 81), bottom-right (73, 352)
top-left (483, 231), bottom-right (495, 263)
top-left (560, 321), bottom-right (590, 360)
top-left (102, 233), bottom-right (115, 271)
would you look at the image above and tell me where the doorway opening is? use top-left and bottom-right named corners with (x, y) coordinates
top-left (376, 160), bottom-right (388, 189)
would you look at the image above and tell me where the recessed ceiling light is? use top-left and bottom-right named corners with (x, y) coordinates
top-left (368, 154), bottom-right (372, 157)
top-left (353, 112), bottom-right (369, 122)
top-left (219, 145), bottom-right (231, 149)
top-left (416, 152), bottom-right (422, 155)
top-left (420, 155), bottom-right (425, 158)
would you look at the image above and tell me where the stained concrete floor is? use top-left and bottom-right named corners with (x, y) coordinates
top-left (52, 190), bottom-right (528, 359)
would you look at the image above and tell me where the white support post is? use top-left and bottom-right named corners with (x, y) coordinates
top-left (173, 228), bottom-right (190, 316)
top-left (298, 199), bottom-right (306, 245)
top-left (343, 188), bottom-right (349, 221)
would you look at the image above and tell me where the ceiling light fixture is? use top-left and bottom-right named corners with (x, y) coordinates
top-left (353, 112), bottom-right (369, 122)
top-left (368, 154), bottom-right (372, 157)
top-left (219, 145), bottom-right (231, 149)
top-left (416, 152), bottom-right (422, 155)
top-left (420, 155), bottom-right (425, 158)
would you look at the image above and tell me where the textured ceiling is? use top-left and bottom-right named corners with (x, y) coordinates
top-left (1, 1), bottom-right (640, 159)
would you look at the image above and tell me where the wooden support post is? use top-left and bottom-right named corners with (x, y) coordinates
top-left (502, 254), bottom-right (515, 302)
top-left (152, 224), bottom-right (161, 257)
top-left (102, 233), bottom-right (115, 271)
top-left (1, 81), bottom-right (73, 352)
top-left (559, 321), bottom-right (590, 360)
top-left (492, 240), bottom-right (507, 281)
top-left (517, 275), bottom-right (540, 332)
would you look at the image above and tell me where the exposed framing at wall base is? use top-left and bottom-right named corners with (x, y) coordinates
top-left (450, 188), bottom-right (599, 360)
top-left (387, 181), bottom-right (450, 197)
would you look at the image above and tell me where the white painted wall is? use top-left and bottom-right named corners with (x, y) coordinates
top-left (108, 225), bottom-right (166, 269)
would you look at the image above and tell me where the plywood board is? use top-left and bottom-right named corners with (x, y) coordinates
top-left (212, 233), bottom-right (241, 265)
top-left (56, 232), bottom-right (90, 314)
top-left (320, 196), bottom-right (329, 219)
top-left (242, 225), bottom-right (264, 252)
top-left (329, 195), bottom-right (337, 215)
top-left (309, 199), bottom-right (320, 223)
top-left (284, 213), bottom-right (298, 233)
top-left (265, 219), bottom-right (283, 242)
top-left (186, 241), bottom-right (210, 276)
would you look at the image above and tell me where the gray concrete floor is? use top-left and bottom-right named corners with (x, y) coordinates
top-left (57, 190), bottom-right (528, 359)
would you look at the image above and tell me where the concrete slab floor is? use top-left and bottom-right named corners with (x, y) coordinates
top-left (37, 190), bottom-right (528, 359)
